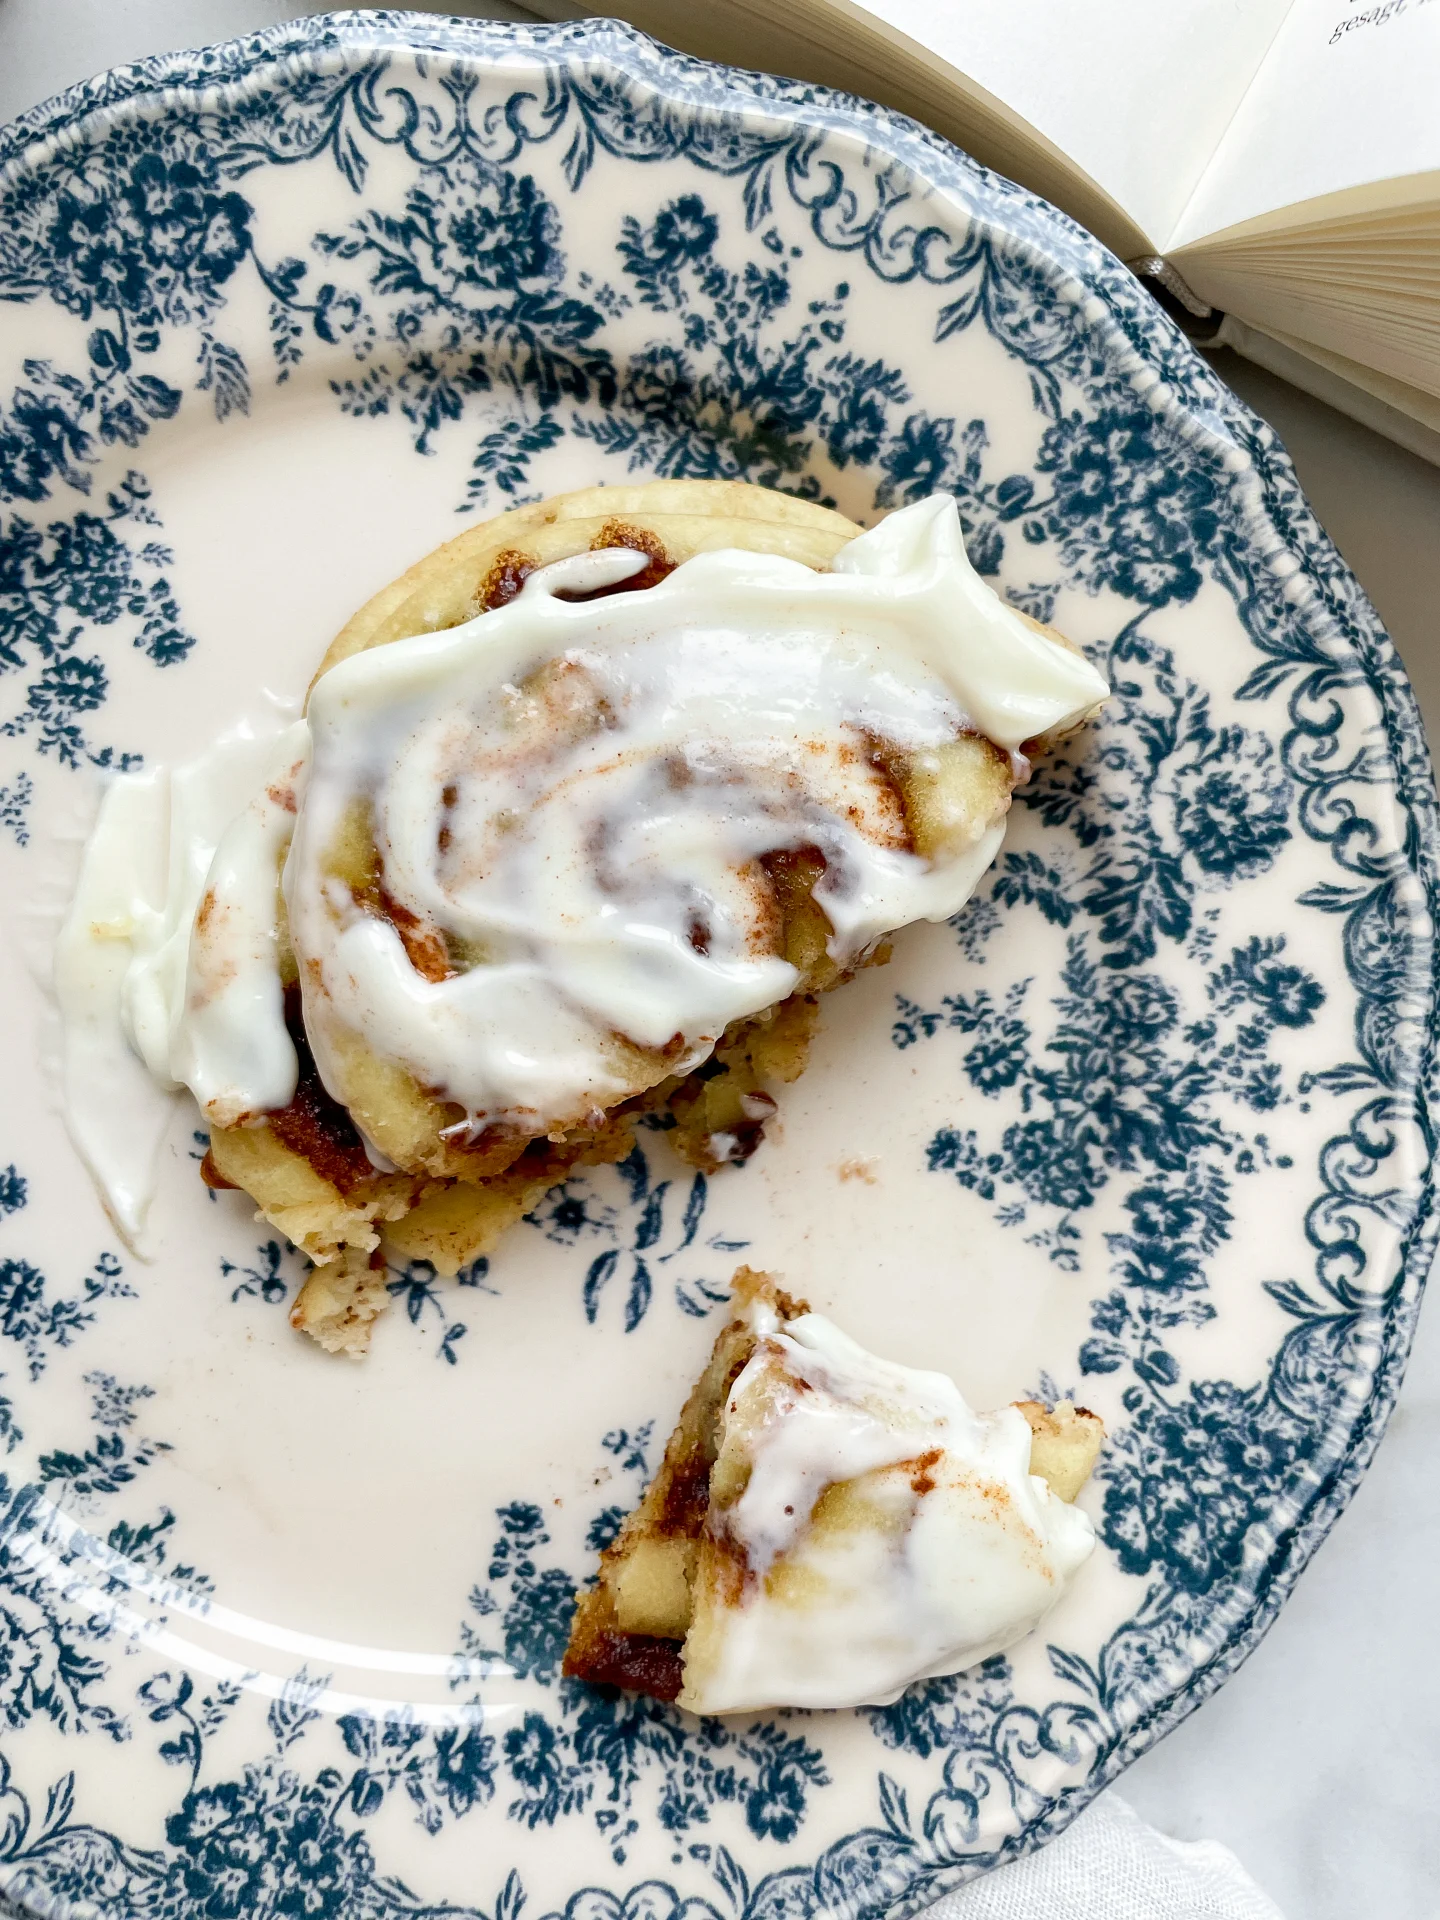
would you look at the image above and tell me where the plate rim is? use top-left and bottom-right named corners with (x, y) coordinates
top-left (0, 9), bottom-right (1437, 1914)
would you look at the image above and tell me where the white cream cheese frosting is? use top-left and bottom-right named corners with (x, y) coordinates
top-left (56, 492), bottom-right (1108, 1230)
top-left (53, 707), bottom-right (302, 1244)
top-left (681, 1297), bottom-right (1097, 1714)
top-left (285, 493), bottom-right (1107, 1136)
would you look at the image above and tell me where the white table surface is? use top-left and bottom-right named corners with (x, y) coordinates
top-left (4, 8), bottom-right (1439, 1918)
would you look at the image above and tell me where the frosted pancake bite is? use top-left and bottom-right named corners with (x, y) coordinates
top-left (564, 1267), bottom-right (1103, 1712)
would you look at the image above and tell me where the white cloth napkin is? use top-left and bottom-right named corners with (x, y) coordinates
top-left (931, 1793), bottom-right (1286, 1920)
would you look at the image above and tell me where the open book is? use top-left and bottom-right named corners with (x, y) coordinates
top-left (533, 0), bottom-right (1440, 464)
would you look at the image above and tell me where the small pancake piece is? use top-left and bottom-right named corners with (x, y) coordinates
top-left (563, 1267), bottom-right (1105, 1711)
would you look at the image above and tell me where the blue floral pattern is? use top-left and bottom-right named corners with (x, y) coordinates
top-left (457, 1489), bottom-right (830, 1861)
top-left (0, 12), bottom-right (1435, 1920)
top-left (214, 1143), bottom-right (740, 1356)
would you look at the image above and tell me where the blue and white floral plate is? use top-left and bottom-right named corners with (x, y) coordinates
top-left (0, 11), bottom-right (1434, 1917)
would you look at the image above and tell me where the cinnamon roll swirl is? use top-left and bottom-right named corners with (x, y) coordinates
top-left (163, 479), bottom-right (1108, 1352)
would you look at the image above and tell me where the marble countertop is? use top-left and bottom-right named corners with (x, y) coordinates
top-left (3, 6), bottom-right (1439, 1916)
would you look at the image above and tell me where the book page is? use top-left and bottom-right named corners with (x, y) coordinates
top-left (843, 0), bottom-right (1291, 250)
top-left (1170, 0), bottom-right (1440, 250)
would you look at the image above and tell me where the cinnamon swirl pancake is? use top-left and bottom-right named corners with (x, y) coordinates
top-left (63, 478), bottom-right (1109, 1353)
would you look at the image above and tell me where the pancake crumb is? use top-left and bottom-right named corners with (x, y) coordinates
top-left (837, 1157), bottom-right (879, 1183)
